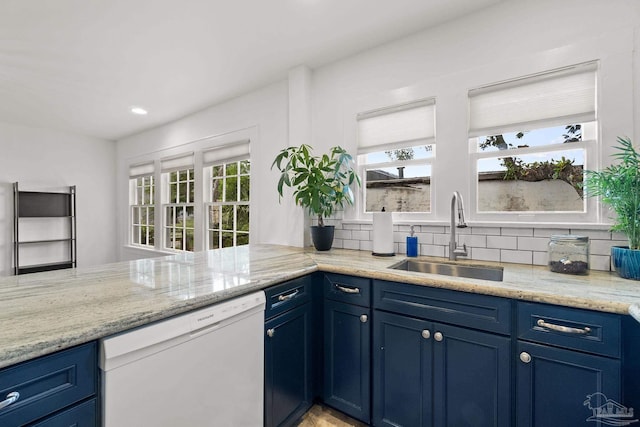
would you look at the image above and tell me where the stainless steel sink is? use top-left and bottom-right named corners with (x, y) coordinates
top-left (389, 259), bottom-right (504, 282)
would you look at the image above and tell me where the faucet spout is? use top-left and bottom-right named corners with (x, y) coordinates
top-left (450, 191), bottom-right (468, 261)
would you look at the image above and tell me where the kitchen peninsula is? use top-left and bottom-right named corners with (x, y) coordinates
top-left (2, 244), bottom-right (640, 368)
top-left (2, 244), bottom-right (640, 426)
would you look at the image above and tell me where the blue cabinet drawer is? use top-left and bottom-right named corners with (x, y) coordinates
top-left (265, 276), bottom-right (312, 319)
top-left (324, 273), bottom-right (371, 307)
top-left (517, 302), bottom-right (621, 358)
top-left (0, 342), bottom-right (97, 427)
top-left (373, 280), bottom-right (511, 335)
top-left (31, 398), bottom-right (97, 427)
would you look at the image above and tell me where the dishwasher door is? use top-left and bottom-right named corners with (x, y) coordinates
top-left (100, 291), bottom-right (265, 427)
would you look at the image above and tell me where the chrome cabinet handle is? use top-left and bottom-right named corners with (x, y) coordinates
top-left (360, 314), bottom-right (368, 323)
top-left (520, 352), bottom-right (532, 364)
top-left (277, 289), bottom-right (299, 302)
top-left (537, 319), bottom-right (591, 335)
top-left (434, 332), bottom-right (443, 342)
top-left (0, 392), bottom-right (19, 411)
top-left (335, 284), bottom-right (360, 294)
top-left (421, 330), bottom-right (431, 339)
top-left (266, 328), bottom-right (275, 338)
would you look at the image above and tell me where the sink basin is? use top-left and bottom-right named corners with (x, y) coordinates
top-left (389, 259), bottom-right (504, 282)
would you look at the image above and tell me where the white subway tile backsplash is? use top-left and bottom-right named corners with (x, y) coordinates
top-left (487, 235), bottom-right (517, 250)
top-left (502, 228), bottom-right (534, 237)
top-left (472, 227), bottom-right (500, 235)
top-left (612, 232), bottom-right (627, 241)
top-left (433, 233), bottom-right (450, 246)
top-left (330, 223), bottom-right (614, 271)
top-left (518, 237), bottom-right (549, 252)
top-left (343, 239), bottom-right (359, 250)
top-left (570, 229), bottom-right (611, 239)
top-left (342, 223), bottom-right (361, 230)
top-left (352, 230), bottom-right (370, 241)
top-left (459, 234), bottom-right (487, 248)
top-left (360, 240), bottom-right (373, 251)
top-left (421, 244), bottom-right (445, 257)
top-left (589, 255), bottom-right (611, 272)
top-left (533, 228), bottom-right (570, 237)
top-left (335, 229), bottom-right (352, 240)
top-left (501, 249), bottom-right (532, 264)
top-left (533, 251), bottom-right (547, 266)
top-left (472, 247), bottom-right (500, 262)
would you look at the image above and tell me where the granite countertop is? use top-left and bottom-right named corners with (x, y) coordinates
top-left (2, 244), bottom-right (640, 369)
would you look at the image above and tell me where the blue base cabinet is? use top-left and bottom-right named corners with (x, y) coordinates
top-left (264, 277), bottom-right (314, 427)
top-left (373, 311), bottom-right (511, 427)
top-left (372, 279), bottom-right (512, 427)
top-left (323, 274), bottom-right (371, 424)
top-left (516, 341), bottom-right (620, 427)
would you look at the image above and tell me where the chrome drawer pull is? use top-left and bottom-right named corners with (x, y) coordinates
top-left (0, 392), bottom-right (19, 410)
top-left (537, 319), bottom-right (591, 335)
top-left (335, 284), bottom-right (360, 294)
top-left (277, 289), bottom-right (299, 302)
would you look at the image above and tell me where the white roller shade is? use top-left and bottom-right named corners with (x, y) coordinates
top-left (202, 140), bottom-right (250, 166)
top-left (160, 152), bottom-right (194, 173)
top-left (129, 162), bottom-right (154, 178)
top-left (469, 62), bottom-right (597, 137)
top-left (357, 99), bottom-right (435, 154)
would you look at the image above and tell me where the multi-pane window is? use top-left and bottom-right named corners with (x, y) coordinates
top-left (468, 62), bottom-right (597, 217)
top-left (131, 175), bottom-right (155, 247)
top-left (207, 160), bottom-right (250, 249)
top-left (164, 168), bottom-right (195, 251)
top-left (357, 99), bottom-right (436, 213)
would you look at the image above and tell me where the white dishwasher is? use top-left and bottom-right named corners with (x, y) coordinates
top-left (100, 291), bottom-right (266, 427)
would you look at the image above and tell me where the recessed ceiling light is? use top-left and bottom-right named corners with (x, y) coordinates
top-left (130, 106), bottom-right (148, 115)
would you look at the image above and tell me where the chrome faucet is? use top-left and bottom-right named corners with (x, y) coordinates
top-left (449, 191), bottom-right (468, 261)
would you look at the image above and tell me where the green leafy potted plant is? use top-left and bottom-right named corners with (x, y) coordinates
top-left (584, 136), bottom-right (640, 279)
top-left (272, 144), bottom-right (361, 251)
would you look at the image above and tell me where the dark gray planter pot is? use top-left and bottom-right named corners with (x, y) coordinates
top-left (611, 246), bottom-right (640, 280)
top-left (310, 225), bottom-right (335, 251)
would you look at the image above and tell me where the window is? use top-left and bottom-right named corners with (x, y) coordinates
top-left (357, 99), bottom-right (436, 213)
top-left (468, 62), bottom-right (597, 218)
top-left (129, 162), bottom-right (155, 248)
top-left (162, 153), bottom-right (195, 252)
top-left (203, 141), bottom-right (250, 249)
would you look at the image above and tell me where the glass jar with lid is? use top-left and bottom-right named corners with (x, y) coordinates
top-left (548, 235), bottom-right (589, 275)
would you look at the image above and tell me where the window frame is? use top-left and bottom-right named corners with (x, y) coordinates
top-left (204, 158), bottom-right (251, 250)
top-left (129, 174), bottom-right (155, 248)
top-left (163, 168), bottom-right (196, 252)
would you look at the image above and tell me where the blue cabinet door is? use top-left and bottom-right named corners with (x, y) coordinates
top-left (432, 323), bottom-right (511, 427)
top-left (323, 299), bottom-right (371, 423)
top-left (517, 341), bottom-right (622, 427)
top-left (373, 311), bottom-right (432, 427)
top-left (264, 303), bottom-right (313, 427)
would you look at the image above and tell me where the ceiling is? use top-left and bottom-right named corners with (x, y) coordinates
top-left (0, 0), bottom-right (503, 141)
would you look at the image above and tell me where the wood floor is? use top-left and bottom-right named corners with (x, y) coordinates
top-left (296, 404), bottom-right (368, 427)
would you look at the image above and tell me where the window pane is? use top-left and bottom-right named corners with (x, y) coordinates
top-left (365, 144), bottom-right (434, 164)
top-left (477, 124), bottom-right (583, 153)
top-left (240, 160), bottom-right (250, 174)
top-left (365, 164), bottom-right (431, 212)
top-left (209, 206), bottom-right (221, 230)
top-left (237, 233), bottom-right (249, 246)
top-left (186, 229), bottom-right (194, 251)
top-left (132, 225), bottom-right (140, 244)
top-left (240, 176), bottom-right (250, 202)
top-left (226, 177), bottom-right (238, 202)
top-left (226, 162), bottom-right (238, 176)
top-left (477, 149), bottom-right (584, 212)
top-left (178, 182), bottom-right (187, 203)
top-left (209, 231), bottom-right (220, 249)
top-left (222, 232), bottom-right (234, 248)
top-left (237, 205), bottom-right (249, 232)
top-left (148, 226), bottom-right (155, 245)
top-left (212, 165), bottom-right (224, 177)
top-left (185, 206), bottom-right (194, 227)
top-left (222, 205), bottom-right (234, 230)
top-left (132, 207), bottom-right (140, 225)
top-left (212, 179), bottom-right (223, 202)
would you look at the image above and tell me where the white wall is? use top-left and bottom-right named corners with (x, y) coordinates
top-left (0, 122), bottom-right (117, 276)
top-left (115, 0), bottom-right (640, 259)
top-left (116, 80), bottom-right (298, 260)
top-left (312, 0), bottom-right (639, 224)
